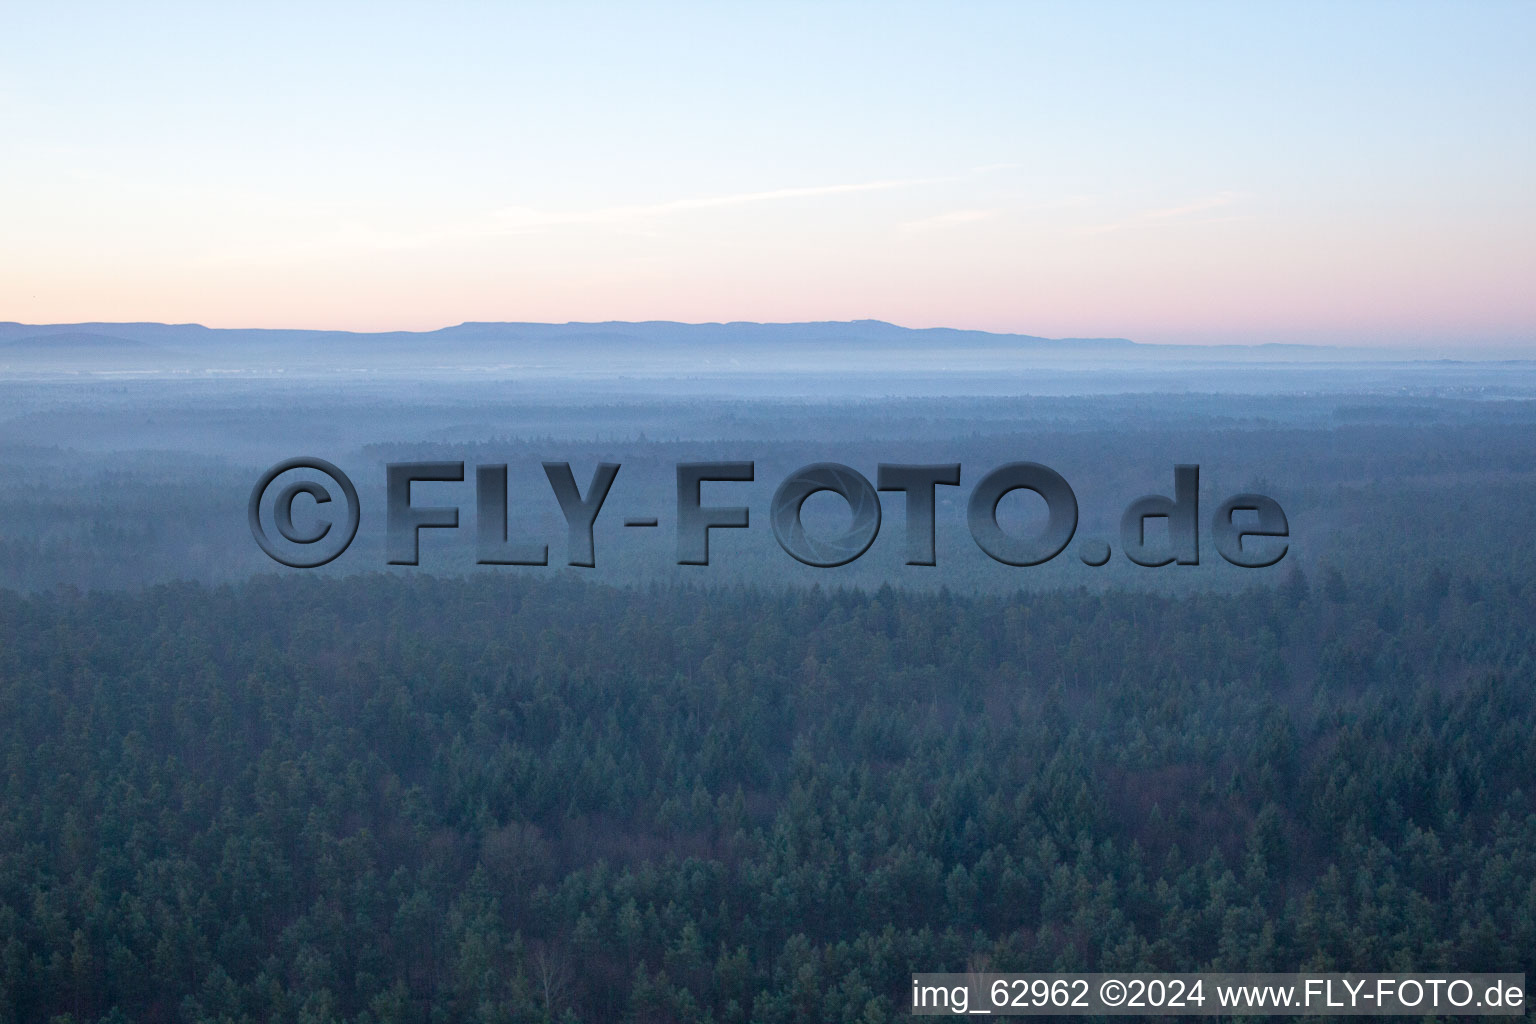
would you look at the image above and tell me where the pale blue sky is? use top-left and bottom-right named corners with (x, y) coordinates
top-left (2, 2), bottom-right (1532, 348)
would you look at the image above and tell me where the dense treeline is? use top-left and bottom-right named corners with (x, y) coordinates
top-left (1, 571), bottom-right (1534, 1022)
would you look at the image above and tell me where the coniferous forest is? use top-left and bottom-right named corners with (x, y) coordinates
top-left (6, 1), bottom-right (1536, 1018)
top-left (1, 564), bottom-right (1532, 1022)
top-left (3, 378), bottom-right (1536, 1022)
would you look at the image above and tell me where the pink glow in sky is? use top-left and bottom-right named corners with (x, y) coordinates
top-left (3, 3), bottom-right (1532, 350)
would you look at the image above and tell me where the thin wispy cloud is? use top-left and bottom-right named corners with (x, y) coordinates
top-left (899, 209), bottom-right (1000, 232)
top-left (488, 165), bottom-right (1018, 233)
top-left (210, 164), bottom-right (1035, 263)
top-left (1082, 191), bottom-right (1245, 234)
top-left (1144, 191), bottom-right (1241, 220)
top-left (491, 178), bottom-right (933, 230)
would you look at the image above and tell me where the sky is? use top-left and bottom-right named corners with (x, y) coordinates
top-left (2, 1), bottom-right (1533, 349)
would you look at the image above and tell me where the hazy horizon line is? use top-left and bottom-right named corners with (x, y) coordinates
top-left (2, 317), bottom-right (1532, 358)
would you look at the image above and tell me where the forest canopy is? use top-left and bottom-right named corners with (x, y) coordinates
top-left (0, 570), bottom-right (1531, 1022)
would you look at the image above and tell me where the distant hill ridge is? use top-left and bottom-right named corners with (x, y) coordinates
top-left (1, 319), bottom-right (1432, 372)
top-left (0, 319), bottom-right (1136, 349)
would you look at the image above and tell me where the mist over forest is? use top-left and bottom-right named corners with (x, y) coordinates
top-left (2, 324), bottom-right (1534, 1022)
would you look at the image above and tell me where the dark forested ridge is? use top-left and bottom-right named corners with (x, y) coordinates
top-left (1, 571), bottom-right (1532, 1023)
top-left (0, 321), bottom-right (1145, 375)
